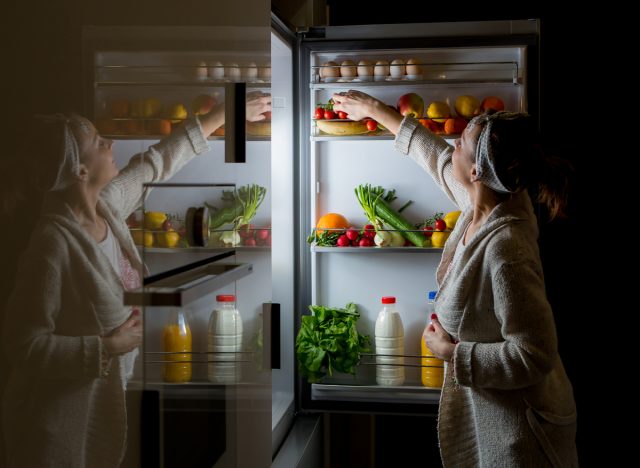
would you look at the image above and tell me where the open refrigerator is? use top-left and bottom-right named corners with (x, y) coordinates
top-left (82, 17), bottom-right (539, 467)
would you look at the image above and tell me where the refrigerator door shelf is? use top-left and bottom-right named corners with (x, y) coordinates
top-left (124, 259), bottom-right (253, 307)
top-left (311, 383), bottom-right (440, 404)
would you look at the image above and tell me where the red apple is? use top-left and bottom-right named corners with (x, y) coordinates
top-left (396, 93), bottom-right (424, 118)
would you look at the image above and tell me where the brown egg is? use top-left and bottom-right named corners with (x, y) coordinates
top-left (340, 60), bottom-right (357, 78)
top-left (357, 60), bottom-right (374, 77)
top-left (390, 59), bottom-right (405, 78)
top-left (320, 61), bottom-right (340, 78)
top-left (406, 58), bottom-right (423, 75)
top-left (374, 60), bottom-right (390, 76)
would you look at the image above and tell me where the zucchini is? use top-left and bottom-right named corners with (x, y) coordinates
top-left (374, 198), bottom-right (425, 247)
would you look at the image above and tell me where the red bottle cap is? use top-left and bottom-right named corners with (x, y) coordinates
top-left (381, 296), bottom-right (396, 304)
top-left (216, 294), bottom-right (236, 302)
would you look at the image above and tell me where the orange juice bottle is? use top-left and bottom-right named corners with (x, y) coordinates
top-left (163, 308), bottom-right (192, 383)
top-left (421, 291), bottom-right (444, 388)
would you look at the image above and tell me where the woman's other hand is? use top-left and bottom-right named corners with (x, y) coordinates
top-left (246, 92), bottom-right (272, 122)
top-left (424, 314), bottom-right (457, 362)
top-left (102, 309), bottom-right (143, 356)
top-left (332, 90), bottom-right (403, 134)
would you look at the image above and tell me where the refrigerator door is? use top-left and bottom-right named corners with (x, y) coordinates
top-left (295, 20), bottom-right (539, 414)
top-left (83, 14), bottom-right (279, 468)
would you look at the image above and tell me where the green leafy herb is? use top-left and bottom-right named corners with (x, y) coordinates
top-left (295, 303), bottom-right (371, 383)
top-left (306, 229), bottom-right (343, 246)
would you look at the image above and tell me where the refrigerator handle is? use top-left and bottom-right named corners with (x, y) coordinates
top-left (262, 302), bottom-right (281, 370)
top-left (224, 82), bottom-right (246, 163)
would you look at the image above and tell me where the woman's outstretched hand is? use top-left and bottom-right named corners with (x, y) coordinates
top-left (102, 309), bottom-right (143, 356)
top-left (332, 90), bottom-right (403, 134)
top-left (246, 92), bottom-right (272, 122)
top-left (423, 314), bottom-right (457, 362)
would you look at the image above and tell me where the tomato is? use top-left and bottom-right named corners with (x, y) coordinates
top-left (366, 120), bottom-right (378, 131)
top-left (337, 111), bottom-right (348, 120)
top-left (324, 109), bottom-right (336, 120)
top-left (314, 107), bottom-right (324, 119)
top-left (345, 228), bottom-right (359, 241)
top-left (435, 219), bottom-right (447, 231)
top-left (423, 225), bottom-right (434, 238)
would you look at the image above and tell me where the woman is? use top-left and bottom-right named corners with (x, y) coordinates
top-left (1, 94), bottom-right (271, 468)
top-left (332, 91), bottom-right (578, 467)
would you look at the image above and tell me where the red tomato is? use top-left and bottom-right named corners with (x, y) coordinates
top-left (435, 219), bottom-right (447, 231)
top-left (366, 120), bottom-right (378, 131)
top-left (337, 111), bottom-right (348, 120)
top-left (423, 225), bottom-right (434, 238)
top-left (324, 109), bottom-right (336, 120)
top-left (314, 107), bottom-right (324, 119)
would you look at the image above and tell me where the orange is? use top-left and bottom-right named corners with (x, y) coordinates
top-left (443, 118), bottom-right (467, 135)
top-left (480, 96), bottom-right (505, 112)
top-left (315, 213), bottom-right (349, 234)
top-left (109, 99), bottom-right (130, 118)
top-left (419, 118), bottom-right (443, 134)
top-left (95, 119), bottom-right (120, 135)
top-left (145, 119), bottom-right (172, 135)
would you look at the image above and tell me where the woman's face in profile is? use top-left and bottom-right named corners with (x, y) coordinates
top-left (452, 124), bottom-right (480, 187)
top-left (73, 117), bottom-right (118, 188)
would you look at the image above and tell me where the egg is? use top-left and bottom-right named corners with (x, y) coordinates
top-left (340, 60), bottom-right (357, 78)
top-left (258, 63), bottom-right (271, 80)
top-left (357, 60), bottom-right (374, 77)
top-left (406, 58), bottom-right (423, 76)
top-left (374, 60), bottom-right (390, 76)
top-left (225, 62), bottom-right (240, 80)
top-left (195, 61), bottom-right (208, 80)
top-left (320, 61), bottom-right (339, 81)
top-left (390, 59), bottom-right (405, 78)
top-left (208, 61), bottom-right (224, 80)
top-left (243, 62), bottom-right (258, 80)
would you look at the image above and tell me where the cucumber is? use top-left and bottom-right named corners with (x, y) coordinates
top-left (375, 199), bottom-right (425, 247)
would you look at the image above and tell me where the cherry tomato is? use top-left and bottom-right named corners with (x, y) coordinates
top-left (435, 219), bottom-right (447, 231)
top-left (314, 107), bottom-right (324, 119)
top-left (366, 120), bottom-right (378, 131)
top-left (324, 109), bottom-right (336, 120)
top-left (423, 225), bottom-right (434, 238)
top-left (337, 111), bottom-right (348, 120)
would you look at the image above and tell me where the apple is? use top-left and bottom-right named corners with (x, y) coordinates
top-left (161, 219), bottom-right (173, 231)
top-left (166, 103), bottom-right (187, 124)
top-left (192, 94), bottom-right (216, 116)
top-left (396, 93), bottom-right (424, 118)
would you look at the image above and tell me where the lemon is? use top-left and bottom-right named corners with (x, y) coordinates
top-left (157, 230), bottom-right (181, 248)
top-left (443, 211), bottom-right (462, 230)
top-left (455, 95), bottom-right (480, 119)
top-left (431, 231), bottom-right (450, 248)
top-left (144, 211), bottom-right (167, 230)
top-left (426, 101), bottom-right (451, 123)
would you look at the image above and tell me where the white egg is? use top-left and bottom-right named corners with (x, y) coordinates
top-left (208, 61), bottom-right (224, 79)
top-left (195, 61), bottom-right (208, 80)
top-left (258, 63), bottom-right (271, 79)
top-left (357, 60), bottom-right (374, 77)
top-left (374, 60), bottom-right (390, 76)
top-left (321, 61), bottom-right (339, 78)
top-left (243, 62), bottom-right (258, 80)
top-left (406, 58), bottom-right (423, 75)
top-left (225, 63), bottom-right (240, 80)
top-left (390, 59), bottom-right (405, 78)
top-left (340, 60), bottom-right (357, 78)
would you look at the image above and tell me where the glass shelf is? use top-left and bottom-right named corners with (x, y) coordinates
top-left (96, 80), bottom-right (270, 88)
top-left (311, 245), bottom-right (443, 254)
top-left (311, 383), bottom-right (440, 404)
top-left (141, 246), bottom-right (271, 254)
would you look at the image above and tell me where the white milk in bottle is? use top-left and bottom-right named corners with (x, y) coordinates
top-left (208, 294), bottom-right (243, 384)
top-left (375, 296), bottom-right (405, 386)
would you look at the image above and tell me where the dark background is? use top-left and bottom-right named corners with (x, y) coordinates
top-left (0, 1), bottom-right (598, 465)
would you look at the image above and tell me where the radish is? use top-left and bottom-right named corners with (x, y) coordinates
top-left (346, 228), bottom-right (359, 241)
top-left (363, 224), bottom-right (376, 239)
top-left (337, 234), bottom-right (351, 247)
top-left (359, 237), bottom-right (373, 247)
top-left (244, 237), bottom-right (257, 247)
top-left (257, 228), bottom-right (270, 240)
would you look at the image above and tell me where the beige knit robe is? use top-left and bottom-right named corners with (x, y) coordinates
top-left (2, 119), bottom-right (209, 468)
top-left (395, 117), bottom-right (579, 467)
